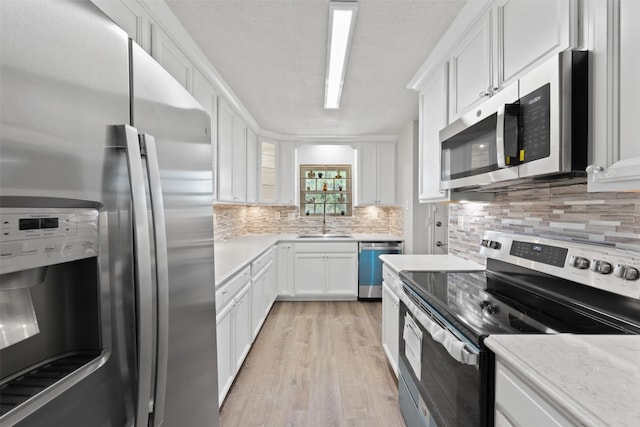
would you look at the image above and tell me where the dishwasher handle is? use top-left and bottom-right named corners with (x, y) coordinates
top-left (359, 241), bottom-right (404, 252)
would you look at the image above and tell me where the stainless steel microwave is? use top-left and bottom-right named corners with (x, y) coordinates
top-left (440, 51), bottom-right (588, 191)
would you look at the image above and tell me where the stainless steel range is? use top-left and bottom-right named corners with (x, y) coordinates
top-left (397, 231), bottom-right (640, 427)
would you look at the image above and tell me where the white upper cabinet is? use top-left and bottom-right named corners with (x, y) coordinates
top-left (218, 100), bottom-right (247, 203)
top-left (419, 64), bottom-right (449, 202)
top-left (447, 0), bottom-right (577, 122)
top-left (495, 0), bottom-right (575, 87)
top-left (277, 142), bottom-right (296, 205)
top-left (587, 0), bottom-right (640, 192)
top-left (448, 11), bottom-right (493, 121)
top-left (91, 0), bottom-right (151, 52)
top-left (245, 129), bottom-right (258, 204)
top-left (191, 69), bottom-right (218, 201)
top-left (259, 140), bottom-right (277, 203)
top-left (151, 25), bottom-right (192, 91)
top-left (357, 143), bottom-right (396, 205)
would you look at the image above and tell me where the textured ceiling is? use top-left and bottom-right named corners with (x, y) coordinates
top-left (166, 0), bottom-right (466, 137)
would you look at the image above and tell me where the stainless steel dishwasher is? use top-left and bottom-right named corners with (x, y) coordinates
top-left (358, 241), bottom-right (403, 299)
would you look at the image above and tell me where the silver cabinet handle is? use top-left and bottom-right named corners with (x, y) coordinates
top-left (436, 241), bottom-right (448, 247)
top-left (140, 134), bottom-right (168, 427)
top-left (116, 125), bottom-right (153, 427)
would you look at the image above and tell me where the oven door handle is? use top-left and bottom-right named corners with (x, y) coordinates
top-left (403, 293), bottom-right (479, 366)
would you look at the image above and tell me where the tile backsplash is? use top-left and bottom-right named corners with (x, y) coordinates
top-left (448, 183), bottom-right (640, 265)
top-left (213, 204), bottom-right (403, 241)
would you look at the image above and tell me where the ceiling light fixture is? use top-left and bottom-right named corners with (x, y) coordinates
top-left (324, 1), bottom-right (358, 109)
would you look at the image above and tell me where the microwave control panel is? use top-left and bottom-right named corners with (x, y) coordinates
top-left (0, 208), bottom-right (99, 274)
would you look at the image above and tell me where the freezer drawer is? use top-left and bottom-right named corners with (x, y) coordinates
top-left (358, 242), bottom-right (403, 299)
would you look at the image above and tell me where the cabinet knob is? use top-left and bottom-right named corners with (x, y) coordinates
top-left (435, 221), bottom-right (442, 227)
top-left (436, 241), bottom-right (448, 247)
top-left (586, 164), bottom-right (604, 174)
top-left (479, 90), bottom-right (491, 98)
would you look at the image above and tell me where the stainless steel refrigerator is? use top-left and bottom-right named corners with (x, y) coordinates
top-left (0, 1), bottom-right (219, 426)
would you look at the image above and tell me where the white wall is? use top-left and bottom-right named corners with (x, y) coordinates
top-left (296, 144), bottom-right (355, 165)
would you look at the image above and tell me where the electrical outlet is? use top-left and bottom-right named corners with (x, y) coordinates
top-left (457, 216), bottom-right (464, 231)
top-left (287, 212), bottom-right (296, 220)
top-left (274, 212), bottom-right (281, 220)
top-left (213, 214), bottom-right (217, 225)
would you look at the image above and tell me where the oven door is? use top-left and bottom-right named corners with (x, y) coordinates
top-left (398, 296), bottom-right (490, 427)
top-left (439, 83), bottom-right (519, 190)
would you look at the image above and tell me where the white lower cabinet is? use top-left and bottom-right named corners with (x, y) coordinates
top-left (292, 242), bottom-right (357, 299)
top-left (494, 360), bottom-right (575, 427)
top-left (381, 280), bottom-right (399, 377)
top-left (277, 243), bottom-right (294, 296)
top-left (251, 248), bottom-right (275, 339)
top-left (216, 279), bottom-right (251, 406)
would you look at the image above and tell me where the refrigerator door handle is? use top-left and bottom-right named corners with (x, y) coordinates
top-left (140, 133), bottom-right (169, 427)
top-left (116, 124), bottom-right (154, 427)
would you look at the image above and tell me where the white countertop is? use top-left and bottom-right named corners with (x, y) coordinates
top-left (379, 254), bottom-right (485, 273)
top-left (214, 233), bottom-right (404, 286)
top-left (485, 334), bottom-right (640, 427)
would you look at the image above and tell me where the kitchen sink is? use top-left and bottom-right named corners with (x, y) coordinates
top-left (297, 234), bottom-right (352, 239)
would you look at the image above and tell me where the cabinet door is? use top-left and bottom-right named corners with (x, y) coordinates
top-left (232, 116), bottom-right (247, 202)
top-left (278, 141), bottom-right (296, 205)
top-left (192, 70), bottom-right (218, 201)
top-left (216, 301), bottom-right (233, 406)
top-left (264, 261), bottom-right (276, 314)
top-left (246, 129), bottom-right (258, 204)
top-left (419, 65), bottom-right (449, 202)
top-left (91, 0), bottom-right (151, 52)
top-left (376, 143), bottom-right (396, 205)
top-left (325, 253), bottom-right (357, 296)
top-left (449, 11), bottom-right (492, 121)
top-left (293, 253), bottom-right (325, 295)
top-left (588, 0), bottom-right (640, 192)
top-left (495, 0), bottom-right (574, 87)
top-left (357, 144), bottom-right (378, 205)
top-left (260, 140), bottom-right (277, 203)
top-left (217, 100), bottom-right (234, 201)
top-left (251, 269), bottom-right (265, 339)
top-left (151, 25), bottom-right (192, 91)
top-left (382, 281), bottom-right (400, 377)
top-left (233, 283), bottom-right (252, 371)
top-left (277, 244), bottom-right (294, 296)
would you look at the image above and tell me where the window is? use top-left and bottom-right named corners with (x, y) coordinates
top-left (300, 164), bottom-right (352, 216)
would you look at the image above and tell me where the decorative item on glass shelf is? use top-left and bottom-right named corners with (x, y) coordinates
top-left (300, 164), bottom-right (352, 217)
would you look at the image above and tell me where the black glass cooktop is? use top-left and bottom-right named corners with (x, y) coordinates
top-left (399, 260), bottom-right (639, 345)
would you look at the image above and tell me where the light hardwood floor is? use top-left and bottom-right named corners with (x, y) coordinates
top-left (219, 301), bottom-right (406, 427)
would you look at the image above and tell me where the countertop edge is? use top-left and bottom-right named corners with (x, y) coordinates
top-left (484, 335), bottom-right (608, 427)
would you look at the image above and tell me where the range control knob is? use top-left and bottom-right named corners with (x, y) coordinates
top-left (480, 300), bottom-right (498, 315)
top-left (590, 260), bottom-right (612, 275)
top-left (569, 256), bottom-right (590, 270)
top-left (489, 241), bottom-right (502, 250)
top-left (613, 264), bottom-right (640, 281)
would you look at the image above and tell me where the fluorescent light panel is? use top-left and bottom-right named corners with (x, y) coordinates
top-left (324, 2), bottom-right (358, 109)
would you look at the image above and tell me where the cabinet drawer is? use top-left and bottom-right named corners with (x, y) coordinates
top-left (216, 266), bottom-right (250, 311)
top-left (294, 242), bottom-right (357, 254)
top-left (382, 264), bottom-right (398, 284)
top-left (251, 247), bottom-right (273, 278)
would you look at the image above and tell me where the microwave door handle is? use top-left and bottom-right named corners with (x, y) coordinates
top-left (140, 134), bottom-right (169, 427)
top-left (496, 104), bottom-right (507, 168)
top-left (116, 124), bottom-right (153, 427)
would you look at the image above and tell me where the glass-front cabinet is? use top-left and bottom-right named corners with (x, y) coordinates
top-left (300, 165), bottom-right (352, 216)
